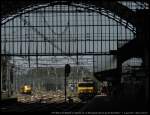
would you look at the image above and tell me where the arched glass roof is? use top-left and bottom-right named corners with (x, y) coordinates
top-left (1, 2), bottom-right (135, 73)
top-left (118, 1), bottom-right (149, 11)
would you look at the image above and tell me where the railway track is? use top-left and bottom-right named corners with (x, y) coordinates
top-left (1, 96), bottom-right (86, 112)
top-left (24, 98), bottom-right (86, 112)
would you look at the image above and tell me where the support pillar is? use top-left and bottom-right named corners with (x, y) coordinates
top-left (144, 47), bottom-right (149, 104)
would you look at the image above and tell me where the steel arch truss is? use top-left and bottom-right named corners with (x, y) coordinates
top-left (1, 1), bottom-right (135, 72)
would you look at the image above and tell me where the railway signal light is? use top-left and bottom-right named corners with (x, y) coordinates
top-left (65, 64), bottom-right (71, 77)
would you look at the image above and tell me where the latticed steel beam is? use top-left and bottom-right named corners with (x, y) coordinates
top-left (1, 52), bottom-right (111, 56)
top-left (2, 0), bottom-right (148, 28)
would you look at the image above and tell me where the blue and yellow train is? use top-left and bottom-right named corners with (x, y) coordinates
top-left (77, 81), bottom-right (97, 101)
top-left (20, 85), bottom-right (32, 94)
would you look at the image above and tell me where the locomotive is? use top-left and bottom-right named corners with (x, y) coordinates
top-left (77, 80), bottom-right (97, 101)
top-left (20, 85), bottom-right (32, 94)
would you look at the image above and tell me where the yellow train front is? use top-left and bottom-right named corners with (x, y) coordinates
top-left (20, 85), bottom-right (32, 94)
top-left (77, 82), bottom-right (97, 101)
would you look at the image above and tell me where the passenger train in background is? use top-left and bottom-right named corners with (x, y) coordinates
top-left (20, 85), bottom-right (32, 94)
top-left (77, 77), bottom-right (97, 101)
